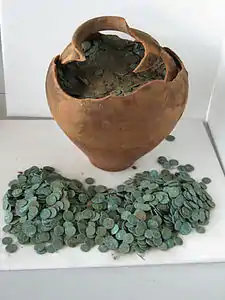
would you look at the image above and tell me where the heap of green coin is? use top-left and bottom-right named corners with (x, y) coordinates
top-left (1, 159), bottom-right (215, 255)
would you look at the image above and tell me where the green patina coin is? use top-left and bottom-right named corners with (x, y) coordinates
top-left (54, 225), bottom-right (65, 236)
top-left (40, 208), bottom-right (51, 220)
top-left (179, 222), bottom-right (192, 235)
top-left (2, 224), bottom-right (12, 233)
top-left (4, 211), bottom-right (13, 224)
top-left (119, 243), bottom-right (130, 254)
top-left (123, 233), bottom-right (134, 244)
top-left (174, 236), bottom-right (183, 245)
top-left (63, 211), bottom-right (74, 221)
top-left (80, 243), bottom-right (91, 252)
top-left (38, 232), bottom-right (50, 243)
top-left (121, 211), bottom-right (131, 220)
top-left (111, 224), bottom-right (119, 235)
top-left (65, 225), bottom-right (76, 237)
top-left (161, 227), bottom-right (172, 240)
top-left (98, 244), bottom-right (109, 253)
top-left (95, 185), bottom-right (107, 193)
top-left (66, 237), bottom-right (78, 248)
top-left (46, 244), bottom-right (56, 253)
top-left (184, 164), bottom-right (195, 172)
top-left (104, 236), bottom-right (118, 250)
top-left (169, 159), bottom-right (179, 167)
top-left (116, 229), bottom-right (127, 240)
top-left (52, 238), bottom-right (64, 251)
top-left (5, 244), bottom-right (18, 253)
top-left (103, 218), bottom-right (115, 229)
top-left (96, 226), bottom-right (107, 237)
top-left (165, 135), bottom-right (175, 142)
top-left (202, 177), bottom-right (212, 184)
top-left (196, 226), bottom-right (206, 234)
top-left (1, 162), bottom-right (215, 256)
top-left (86, 226), bottom-right (95, 236)
top-left (34, 243), bottom-right (46, 255)
top-left (2, 236), bottom-right (13, 245)
top-left (144, 229), bottom-right (153, 239)
top-left (85, 177), bottom-right (95, 185)
top-left (157, 156), bottom-right (167, 164)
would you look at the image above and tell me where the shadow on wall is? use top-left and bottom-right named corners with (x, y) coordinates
top-left (0, 32), bottom-right (6, 118)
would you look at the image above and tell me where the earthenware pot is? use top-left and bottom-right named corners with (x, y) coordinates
top-left (46, 16), bottom-right (188, 171)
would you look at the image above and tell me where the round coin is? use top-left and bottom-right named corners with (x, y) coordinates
top-left (5, 243), bottom-right (18, 253)
top-left (103, 218), bottom-right (115, 229)
top-left (80, 243), bottom-right (91, 252)
top-left (98, 244), bottom-right (109, 253)
top-left (2, 236), bottom-right (13, 245)
top-left (40, 208), bottom-right (51, 220)
top-left (165, 135), bottom-right (175, 142)
top-left (85, 177), bottom-right (95, 185)
top-left (201, 177), bottom-right (212, 184)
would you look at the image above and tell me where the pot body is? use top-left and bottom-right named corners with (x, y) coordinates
top-left (46, 16), bottom-right (188, 171)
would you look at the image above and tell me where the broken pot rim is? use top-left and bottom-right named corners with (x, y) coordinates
top-left (49, 47), bottom-right (186, 103)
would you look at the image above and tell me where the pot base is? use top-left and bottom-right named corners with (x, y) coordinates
top-left (89, 158), bottom-right (134, 172)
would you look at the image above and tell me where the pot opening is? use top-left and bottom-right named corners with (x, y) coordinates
top-left (55, 34), bottom-right (166, 99)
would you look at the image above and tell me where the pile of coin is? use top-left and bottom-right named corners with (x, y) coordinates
top-left (2, 156), bottom-right (214, 256)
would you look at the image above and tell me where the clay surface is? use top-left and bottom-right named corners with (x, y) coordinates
top-left (56, 34), bottom-right (166, 99)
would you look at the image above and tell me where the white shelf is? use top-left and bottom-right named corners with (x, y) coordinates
top-left (0, 118), bottom-right (225, 271)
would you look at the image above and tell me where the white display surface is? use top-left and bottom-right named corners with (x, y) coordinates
top-left (1, 0), bottom-right (225, 118)
top-left (1, 118), bottom-right (225, 271)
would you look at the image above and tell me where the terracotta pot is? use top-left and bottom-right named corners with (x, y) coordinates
top-left (46, 16), bottom-right (188, 171)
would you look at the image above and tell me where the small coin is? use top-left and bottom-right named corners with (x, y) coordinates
top-left (135, 210), bottom-right (146, 221)
top-left (2, 236), bottom-right (13, 245)
top-left (169, 159), bottom-right (179, 167)
top-left (5, 243), bottom-right (18, 253)
top-left (119, 243), bottom-right (130, 254)
top-left (38, 232), bottom-right (50, 243)
top-left (66, 237), bottom-right (78, 248)
top-left (95, 185), bottom-right (107, 193)
top-left (63, 211), bottom-right (74, 221)
top-left (174, 236), bottom-right (183, 245)
top-left (98, 244), bottom-right (109, 253)
top-left (52, 238), bottom-right (64, 251)
top-left (201, 177), bottom-right (212, 184)
top-left (85, 177), bottom-right (95, 185)
top-left (2, 224), bottom-right (12, 233)
top-left (103, 218), bottom-right (115, 229)
top-left (196, 226), bottom-right (206, 234)
top-left (121, 211), bottom-right (131, 220)
top-left (34, 243), bottom-right (46, 254)
top-left (40, 208), bottom-right (51, 220)
top-left (111, 224), bottom-right (119, 235)
top-left (179, 222), bottom-right (192, 235)
top-left (65, 226), bottom-right (76, 237)
top-left (54, 225), bottom-right (65, 236)
top-left (184, 164), bottom-right (195, 172)
top-left (80, 243), bottom-right (91, 252)
top-left (4, 211), bottom-right (13, 224)
top-left (46, 244), bottom-right (56, 253)
top-left (123, 233), bottom-right (134, 244)
top-left (157, 156), bottom-right (167, 164)
top-left (165, 135), bottom-right (175, 142)
top-left (96, 226), bottom-right (107, 237)
top-left (46, 194), bottom-right (57, 206)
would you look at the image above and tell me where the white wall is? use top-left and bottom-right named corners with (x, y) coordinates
top-left (1, 0), bottom-right (225, 118)
top-left (208, 38), bottom-right (225, 168)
